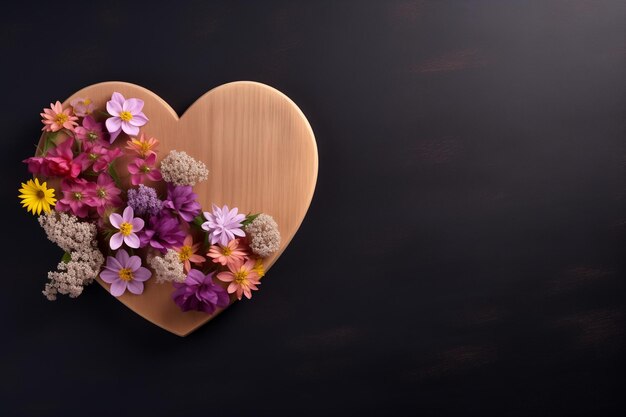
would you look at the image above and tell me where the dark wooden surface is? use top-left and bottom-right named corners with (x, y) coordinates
top-left (1, 1), bottom-right (624, 416)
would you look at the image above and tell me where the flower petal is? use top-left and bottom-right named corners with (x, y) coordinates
top-left (106, 100), bottom-right (121, 117)
top-left (110, 232), bottom-right (124, 250)
top-left (131, 217), bottom-right (144, 232)
top-left (100, 269), bottom-right (118, 284)
top-left (133, 267), bottom-right (152, 282)
top-left (121, 123), bottom-right (139, 136)
top-left (116, 249), bottom-right (130, 266)
top-left (126, 255), bottom-right (141, 271)
top-left (109, 212), bottom-right (123, 228)
top-left (105, 117), bottom-right (121, 134)
top-left (129, 112), bottom-right (148, 127)
top-left (126, 280), bottom-right (144, 295)
top-left (124, 233), bottom-right (140, 248)
top-left (110, 279), bottom-right (127, 296)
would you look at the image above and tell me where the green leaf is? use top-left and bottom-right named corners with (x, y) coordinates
top-left (61, 252), bottom-right (72, 263)
top-left (39, 131), bottom-right (59, 156)
top-left (241, 213), bottom-right (260, 227)
top-left (108, 163), bottom-right (122, 188)
top-left (193, 215), bottom-right (205, 226)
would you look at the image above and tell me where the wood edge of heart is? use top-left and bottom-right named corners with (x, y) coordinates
top-left (52, 81), bottom-right (318, 337)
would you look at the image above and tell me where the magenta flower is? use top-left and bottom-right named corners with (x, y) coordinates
top-left (172, 270), bottom-right (229, 314)
top-left (139, 212), bottom-right (186, 254)
top-left (86, 173), bottom-right (122, 216)
top-left (163, 184), bottom-right (201, 222)
top-left (128, 153), bottom-right (162, 185)
top-left (109, 206), bottom-right (144, 250)
top-left (100, 249), bottom-right (151, 296)
top-left (77, 145), bottom-right (122, 173)
top-left (201, 204), bottom-right (246, 246)
top-left (24, 138), bottom-right (82, 179)
top-left (55, 178), bottom-right (94, 218)
top-left (75, 116), bottom-right (108, 149)
top-left (105, 92), bottom-right (148, 143)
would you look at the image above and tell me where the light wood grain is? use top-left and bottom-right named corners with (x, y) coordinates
top-left (41, 81), bottom-right (318, 336)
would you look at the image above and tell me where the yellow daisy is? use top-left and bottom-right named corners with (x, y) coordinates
top-left (18, 178), bottom-right (57, 215)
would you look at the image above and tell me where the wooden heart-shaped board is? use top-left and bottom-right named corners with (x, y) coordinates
top-left (53, 81), bottom-right (317, 336)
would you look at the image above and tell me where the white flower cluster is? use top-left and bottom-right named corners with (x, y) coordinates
top-left (38, 211), bottom-right (98, 253)
top-left (43, 249), bottom-right (104, 300)
top-left (244, 214), bottom-right (281, 258)
top-left (148, 249), bottom-right (186, 284)
top-left (38, 212), bottom-right (104, 300)
top-left (160, 150), bottom-right (209, 186)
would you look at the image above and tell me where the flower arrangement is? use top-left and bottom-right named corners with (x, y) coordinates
top-left (19, 93), bottom-right (280, 314)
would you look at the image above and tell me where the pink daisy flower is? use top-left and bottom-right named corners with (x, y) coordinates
top-left (126, 133), bottom-right (159, 158)
top-left (201, 204), bottom-right (246, 247)
top-left (105, 92), bottom-right (148, 143)
top-left (207, 238), bottom-right (247, 268)
top-left (109, 206), bottom-right (144, 250)
top-left (40, 101), bottom-right (78, 132)
top-left (100, 249), bottom-right (151, 296)
top-left (217, 259), bottom-right (261, 300)
top-left (173, 235), bottom-right (206, 273)
top-left (128, 153), bottom-right (162, 185)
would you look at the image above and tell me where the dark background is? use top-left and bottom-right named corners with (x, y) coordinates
top-left (1, 1), bottom-right (624, 416)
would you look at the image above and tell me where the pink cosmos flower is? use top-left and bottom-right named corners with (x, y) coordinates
top-left (70, 97), bottom-right (95, 117)
top-left (207, 238), bottom-right (247, 268)
top-left (128, 153), bottom-right (162, 185)
top-left (126, 133), bottom-right (159, 158)
top-left (24, 138), bottom-right (82, 179)
top-left (173, 235), bottom-right (206, 273)
top-left (75, 116), bottom-right (108, 149)
top-left (201, 204), bottom-right (246, 246)
top-left (77, 145), bottom-right (122, 173)
top-left (55, 178), bottom-right (95, 218)
top-left (105, 92), bottom-right (148, 143)
top-left (40, 101), bottom-right (78, 132)
top-left (109, 206), bottom-right (144, 250)
top-left (217, 259), bottom-right (261, 300)
top-left (100, 249), bottom-right (151, 296)
top-left (86, 172), bottom-right (123, 216)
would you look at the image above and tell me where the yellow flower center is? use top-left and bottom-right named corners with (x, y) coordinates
top-left (36, 190), bottom-right (45, 199)
top-left (139, 142), bottom-right (150, 153)
top-left (88, 132), bottom-right (98, 140)
top-left (84, 99), bottom-right (91, 105)
top-left (222, 246), bottom-right (233, 256)
top-left (97, 188), bottom-right (107, 198)
top-left (179, 246), bottom-right (192, 262)
top-left (56, 113), bottom-right (69, 124)
top-left (73, 192), bottom-right (83, 201)
top-left (118, 268), bottom-right (133, 281)
top-left (119, 111), bottom-right (133, 122)
top-left (234, 270), bottom-right (248, 285)
top-left (119, 222), bottom-right (132, 236)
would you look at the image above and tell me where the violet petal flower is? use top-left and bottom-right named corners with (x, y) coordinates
top-left (201, 204), bottom-right (246, 246)
top-left (100, 249), bottom-right (152, 296)
top-left (139, 212), bottom-right (186, 254)
top-left (172, 270), bottom-right (229, 314)
top-left (109, 206), bottom-right (145, 250)
top-left (162, 184), bottom-right (201, 222)
top-left (105, 92), bottom-right (149, 143)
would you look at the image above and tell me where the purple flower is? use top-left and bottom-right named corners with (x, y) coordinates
top-left (201, 204), bottom-right (246, 246)
top-left (172, 270), bottom-right (230, 314)
top-left (105, 92), bottom-right (148, 143)
top-left (127, 184), bottom-right (163, 217)
top-left (163, 184), bottom-right (201, 222)
top-left (109, 206), bottom-right (145, 250)
top-left (100, 249), bottom-right (152, 296)
top-left (139, 212), bottom-right (186, 253)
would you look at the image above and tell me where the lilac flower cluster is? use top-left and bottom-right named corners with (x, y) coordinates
top-left (127, 184), bottom-right (162, 217)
